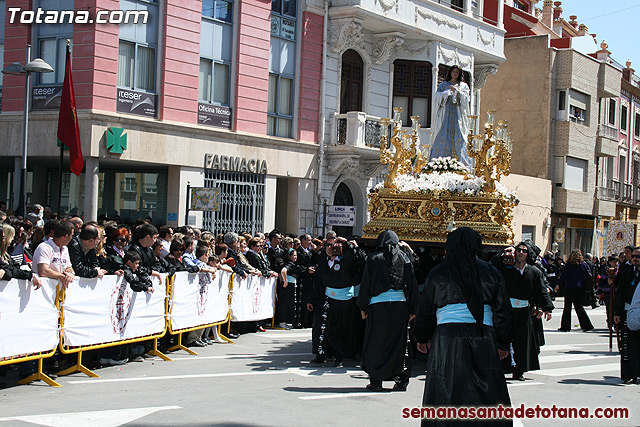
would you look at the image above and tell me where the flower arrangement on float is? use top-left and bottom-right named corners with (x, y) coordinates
top-left (373, 156), bottom-right (519, 204)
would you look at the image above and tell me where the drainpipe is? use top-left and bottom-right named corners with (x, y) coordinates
top-left (317, 0), bottom-right (329, 219)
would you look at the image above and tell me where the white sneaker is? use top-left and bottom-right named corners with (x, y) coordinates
top-left (279, 322), bottom-right (291, 330)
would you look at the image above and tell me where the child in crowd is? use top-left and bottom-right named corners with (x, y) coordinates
top-left (123, 251), bottom-right (153, 293)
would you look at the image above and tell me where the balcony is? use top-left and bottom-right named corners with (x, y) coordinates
top-left (328, 0), bottom-right (505, 64)
top-left (331, 111), bottom-right (382, 150)
top-left (623, 183), bottom-right (633, 202)
top-left (596, 123), bottom-right (618, 161)
top-left (596, 186), bottom-right (615, 200)
top-left (598, 62), bottom-right (622, 99)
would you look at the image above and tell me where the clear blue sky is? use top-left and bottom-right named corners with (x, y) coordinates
top-left (557, 0), bottom-right (640, 69)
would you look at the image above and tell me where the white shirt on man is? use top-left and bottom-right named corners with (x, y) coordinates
top-left (32, 237), bottom-right (72, 273)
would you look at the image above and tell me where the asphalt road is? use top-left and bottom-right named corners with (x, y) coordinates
top-left (0, 299), bottom-right (638, 426)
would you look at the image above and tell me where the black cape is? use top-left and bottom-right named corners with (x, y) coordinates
top-left (415, 258), bottom-right (513, 426)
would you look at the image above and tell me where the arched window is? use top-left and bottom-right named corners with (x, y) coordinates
top-left (340, 50), bottom-right (363, 113)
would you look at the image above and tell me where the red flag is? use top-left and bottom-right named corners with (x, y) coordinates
top-left (57, 46), bottom-right (83, 176)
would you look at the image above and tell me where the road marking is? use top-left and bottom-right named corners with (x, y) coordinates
top-left (0, 406), bottom-right (181, 427)
top-left (540, 343), bottom-right (608, 352)
top-left (539, 353), bottom-right (618, 364)
top-left (507, 381), bottom-right (545, 387)
top-left (538, 363), bottom-right (619, 377)
top-left (68, 370), bottom-right (289, 384)
top-left (171, 352), bottom-right (308, 361)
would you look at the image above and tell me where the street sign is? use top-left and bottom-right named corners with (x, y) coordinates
top-left (326, 205), bottom-right (356, 226)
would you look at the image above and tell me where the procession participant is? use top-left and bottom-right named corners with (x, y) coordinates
top-left (522, 240), bottom-right (553, 351)
top-left (493, 243), bottom-right (553, 381)
top-left (357, 230), bottom-right (418, 392)
top-left (613, 247), bottom-right (640, 384)
top-left (415, 227), bottom-right (512, 426)
top-left (307, 234), bottom-right (360, 367)
top-left (599, 255), bottom-right (619, 329)
top-left (278, 248), bottom-right (303, 329)
top-left (296, 233), bottom-right (316, 328)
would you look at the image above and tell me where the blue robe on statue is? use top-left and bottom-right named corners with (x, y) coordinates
top-left (429, 80), bottom-right (472, 167)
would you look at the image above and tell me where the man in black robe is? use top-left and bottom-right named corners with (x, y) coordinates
top-left (296, 233), bottom-right (316, 328)
top-left (357, 230), bottom-right (418, 391)
top-left (415, 227), bottom-right (513, 426)
top-left (493, 242), bottom-right (553, 381)
top-left (307, 235), bottom-right (360, 367)
top-left (613, 246), bottom-right (640, 384)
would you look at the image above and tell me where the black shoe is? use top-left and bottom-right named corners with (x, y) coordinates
top-left (623, 378), bottom-right (637, 384)
top-left (512, 373), bottom-right (525, 381)
top-left (333, 357), bottom-right (343, 368)
top-left (557, 328), bottom-right (570, 332)
top-left (582, 327), bottom-right (594, 332)
top-left (393, 380), bottom-right (409, 391)
top-left (309, 357), bottom-right (326, 365)
top-left (366, 383), bottom-right (385, 392)
top-left (226, 332), bottom-right (240, 339)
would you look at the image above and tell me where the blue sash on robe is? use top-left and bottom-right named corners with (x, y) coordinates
top-left (369, 288), bottom-right (406, 305)
top-left (325, 285), bottom-right (359, 301)
top-left (436, 303), bottom-right (493, 326)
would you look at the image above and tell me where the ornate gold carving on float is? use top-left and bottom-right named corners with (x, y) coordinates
top-left (363, 108), bottom-right (518, 246)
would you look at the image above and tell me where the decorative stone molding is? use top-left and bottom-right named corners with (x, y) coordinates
top-left (477, 27), bottom-right (495, 47)
top-left (473, 65), bottom-right (498, 89)
top-left (511, 12), bottom-right (535, 28)
top-left (330, 21), bottom-right (366, 55)
top-left (415, 6), bottom-right (464, 42)
top-left (364, 162), bottom-right (387, 178)
top-left (372, 32), bottom-right (405, 65)
top-left (400, 40), bottom-right (430, 57)
top-left (437, 44), bottom-right (472, 70)
top-left (328, 157), bottom-right (361, 178)
top-left (375, 0), bottom-right (397, 12)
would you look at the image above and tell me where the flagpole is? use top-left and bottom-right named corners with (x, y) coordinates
top-left (56, 40), bottom-right (70, 217)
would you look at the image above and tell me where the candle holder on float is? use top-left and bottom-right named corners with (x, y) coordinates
top-left (466, 110), bottom-right (514, 193)
top-left (379, 108), bottom-right (422, 189)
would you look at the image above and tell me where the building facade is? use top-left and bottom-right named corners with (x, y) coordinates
top-left (0, 0), bottom-right (323, 236)
top-left (482, 0), bottom-right (622, 256)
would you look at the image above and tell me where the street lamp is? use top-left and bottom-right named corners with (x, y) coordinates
top-left (2, 45), bottom-right (54, 216)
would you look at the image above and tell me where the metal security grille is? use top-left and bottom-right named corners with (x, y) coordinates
top-left (203, 170), bottom-right (265, 235)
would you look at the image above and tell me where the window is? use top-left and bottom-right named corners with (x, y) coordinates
top-left (123, 177), bottom-right (137, 192)
top-left (268, 0), bottom-right (297, 138)
top-left (200, 0), bottom-right (233, 106)
top-left (621, 105), bottom-right (628, 132)
top-left (118, 0), bottom-right (158, 92)
top-left (340, 50), bottom-right (363, 113)
top-left (202, 0), bottom-right (232, 22)
top-left (564, 156), bottom-right (587, 191)
top-left (568, 89), bottom-right (589, 125)
top-left (393, 60), bottom-right (432, 128)
top-left (36, 0), bottom-right (73, 85)
top-left (450, 0), bottom-right (464, 13)
top-left (609, 99), bottom-right (616, 125)
top-left (635, 112), bottom-right (640, 138)
top-left (522, 225), bottom-right (535, 243)
top-left (557, 90), bottom-right (567, 121)
top-left (513, 0), bottom-right (527, 12)
top-left (117, 41), bottom-right (155, 91)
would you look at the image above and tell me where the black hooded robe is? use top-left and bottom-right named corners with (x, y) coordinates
top-left (357, 231), bottom-right (419, 385)
top-left (414, 228), bottom-right (513, 427)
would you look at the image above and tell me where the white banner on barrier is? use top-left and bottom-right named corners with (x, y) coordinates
top-left (230, 275), bottom-right (276, 322)
top-left (62, 274), bottom-right (167, 347)
top-left (169, 270), bottom-right (230, 331)
top-left (0, 278), bottom-right (58, 360)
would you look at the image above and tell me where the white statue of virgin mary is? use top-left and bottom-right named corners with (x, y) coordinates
top-left (429, 65), bottom-right (472, 167)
